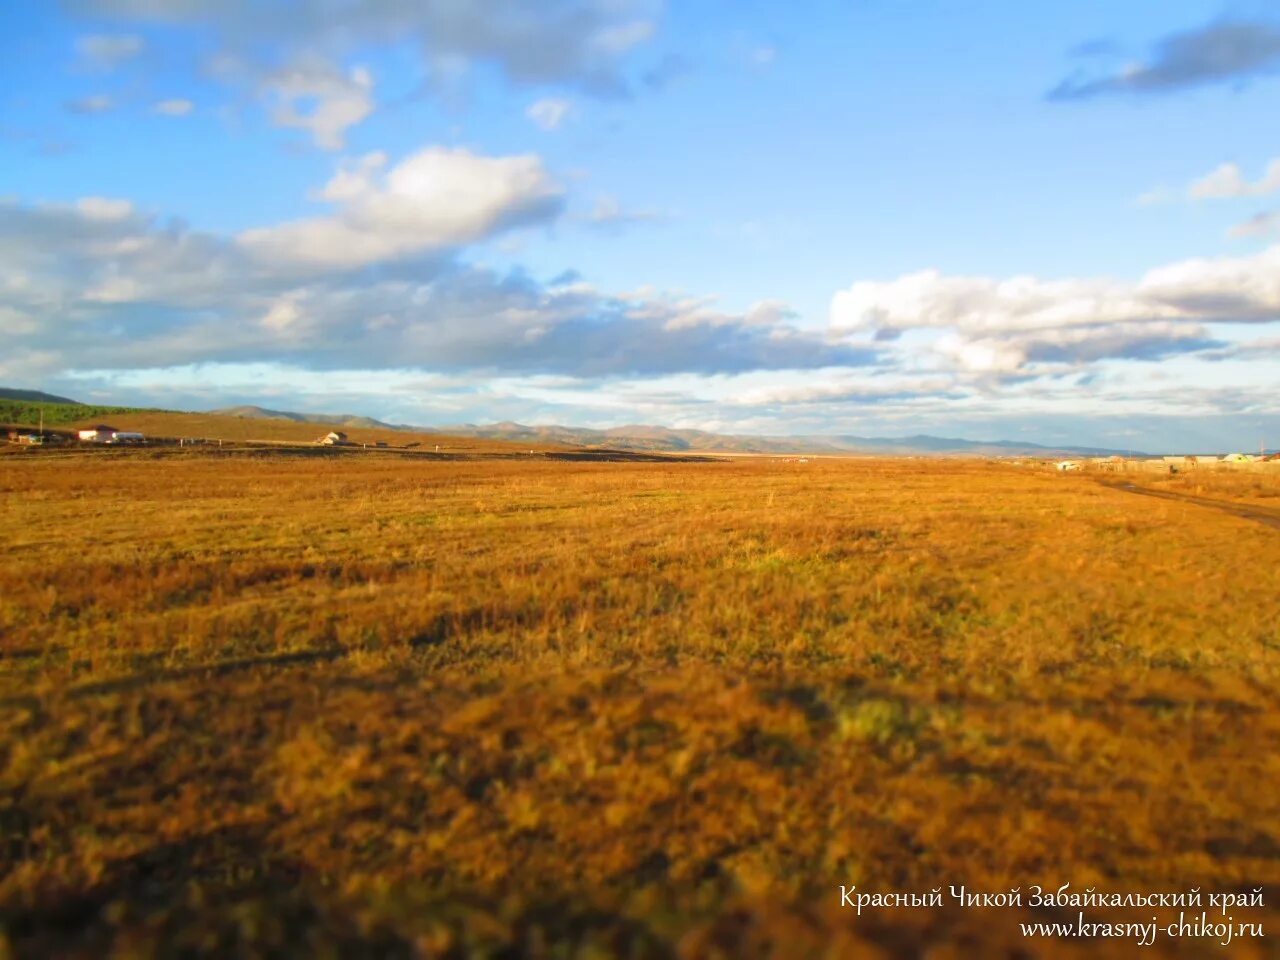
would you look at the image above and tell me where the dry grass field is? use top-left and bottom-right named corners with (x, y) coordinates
top-left (1137, 467), bottom-right (1280, 511)
top-left (2, 450), bottom-right (1278, 958)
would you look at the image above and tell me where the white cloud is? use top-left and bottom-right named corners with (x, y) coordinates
top-left (526, 97), bottom-right (573, 131)
top-left (934, 335), bottom-right (1028, 374)
top-left (69, 0), bottom-right (661, 96)
top-left (153, 98), bottom-right (195, 116)
top-left (84, 275), bottom-right (146, 303)
top-left (237, 147), bottom-right (564, 268)
top-left (1139, 245), bottom-right (1280, 319)
top-left (585, 194), bottom-right (664, 228)
top-left (76, 197), bottom-right (135, 222)
top-left (830, 246), bottom-right (1280, 372)
top-left (0, 194), bottom-right (866, 379)
top-left (260, 297), bottom-right (304, 332)
top-left (75, 33), bottom-right (145, 70)
top-left (263, 62), bottom-right (374, 150)
top-left (831, 270), bottom-right (1172, 336)
top-left (65, 94), bottom-right (116, 115)
top-left (1189, 159), bottom-right (1280, 199)
top-left (1230, 211), bottom-right (1280, 238)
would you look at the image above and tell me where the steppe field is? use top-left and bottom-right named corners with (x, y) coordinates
top-left (2, 443), bottom-right (1279, 958)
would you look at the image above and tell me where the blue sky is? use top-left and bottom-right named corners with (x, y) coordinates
top-left (1, 0), bottom-right (1278, 450)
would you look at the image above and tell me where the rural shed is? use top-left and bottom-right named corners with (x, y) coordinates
top-left (78, 424), bottom-right (118, 441)
top-left (320, 431), bottom-right (349, 445)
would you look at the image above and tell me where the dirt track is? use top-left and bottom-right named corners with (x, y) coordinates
top-left (1098, 478), bottom-right (1280, 531)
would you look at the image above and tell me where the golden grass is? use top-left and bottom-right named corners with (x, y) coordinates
top-left (1140, 465), bottom-right (1280, 509)
top-left (2, 452), bottom-right (1277, 957)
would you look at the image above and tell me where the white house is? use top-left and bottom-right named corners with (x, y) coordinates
top-left (77, 424), bottom-right (117, 442)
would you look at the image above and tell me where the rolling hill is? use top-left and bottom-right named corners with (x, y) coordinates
top-left (5, 391), bottom-right (1143, 456)
top-left (211, 405), bottom-right (414, 432)
top-left (0, 387), bottom-right (82, 404)
top-left (212, 405), bottom-right (1136, 457)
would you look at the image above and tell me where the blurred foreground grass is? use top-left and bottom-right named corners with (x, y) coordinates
top-left (2, 452), bottom-right (1278, 957)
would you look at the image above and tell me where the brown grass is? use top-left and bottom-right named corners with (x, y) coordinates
top-left (1141, 465), bottom-right (1280, 509)
top-left (1, 452), bottom-right (1277, 957)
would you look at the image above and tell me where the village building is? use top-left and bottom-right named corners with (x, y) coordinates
top-left (77, 424), bottom-right (118, 442)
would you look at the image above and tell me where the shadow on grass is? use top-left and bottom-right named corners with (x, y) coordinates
top-left (0, 824), bottom-right (416, 958)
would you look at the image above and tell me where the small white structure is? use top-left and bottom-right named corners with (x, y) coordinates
top-left (1055, 460), bottom-right (1081, 472)
top-left (319, 431), bottom-right (349, 446)
top-left (1222, 453), bottom-right (1253, 463)
top-left (78, 424), bottom-right (117, 442)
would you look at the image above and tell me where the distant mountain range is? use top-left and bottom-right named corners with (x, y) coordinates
top-left (210, 404), bottom-right (1139, 457)
top-left (1, 390), bottom-right (1151, 456)
top-left (211, 405), bottom-right (402, 431)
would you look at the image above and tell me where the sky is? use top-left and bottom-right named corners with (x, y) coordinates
top-left (1, 0), bottom-right (1278, 451)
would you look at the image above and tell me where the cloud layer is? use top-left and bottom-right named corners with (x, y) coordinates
top-left (0, 153), bottom-right (866, 382)
top-left (829, 247), bottom-right (1280, 372)
top-left (1051, 19), bottom-right (1280, 99)
top-left (67, 0), bottom-right (662, 94)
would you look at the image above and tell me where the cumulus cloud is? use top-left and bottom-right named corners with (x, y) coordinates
top-left (75, 33), bottom-right (145, 69)
top-left (153, 98), bottom-right (195, 116)
top-left (262, 62), bottom-right (374, 150)
top-left (1049, 19), bottom-right (1280, 99)
top-left (830, 246), bottom-right (1280, 372)
top-left (526, 97), bottom-right (573, 130)
top-left (1189, 158), bottom-right (1280, 199)
top-left (831, 270), bottom-right (1172, 336)
top-left (1141, 246), bottom-right (1280, 320)
top-left (0, 194), bottom-right (866, 378)
top-left (237, 147), bottom-right (565, 268)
